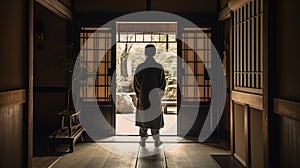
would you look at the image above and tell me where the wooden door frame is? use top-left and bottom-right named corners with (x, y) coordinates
top-left (262, 0), bottom-right (269, 167)
top-left (27, 0), bottom-right (34, 167)
top-left (222, 0), bottom-right (270, 167)
top-left (28, 1), bottom-right (72, 167)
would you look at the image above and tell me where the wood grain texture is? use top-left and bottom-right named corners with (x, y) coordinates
top-left (28, 0), bottom-right (34, 166)
top-left (0, 89), bottom-right (26, 107)
top-left (44, 140), bottom-right (229, 168)
top-left (137, 146), bottom-right (167, 168)
top-left (233, 103), bottom-right (246, 166)
top-left (279, 116), bottom-right (300, 168)
top-left (0, 104), bottom-right (24, 167)
top-left (244, 104), bottom-right (250, 168)
top-left (219, 6), bottom-right (231, 21)
top-left (0, 90), bottom-right (27, 167)
top-left (228, 0), bottom-right (253, 11)
top-left (232, 90), bottom-right (263, 110)
top-left (250, 108), bottom-right (263, 168)
top-left (35, 0), bottom-right (72, 20)
top-left (274, 98), bottom-right (300, 121)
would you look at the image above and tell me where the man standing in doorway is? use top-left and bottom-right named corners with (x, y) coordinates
top-left (134, 44), bottom-right (166, 147)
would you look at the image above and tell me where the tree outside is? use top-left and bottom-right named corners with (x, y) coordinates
top-left (116, 34), bottom-right (177, 113)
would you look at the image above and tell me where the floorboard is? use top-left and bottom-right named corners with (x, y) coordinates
top-left (137, 144), bottom-right (166, 168)
top-left (32, 136), bottom-right (230, 168)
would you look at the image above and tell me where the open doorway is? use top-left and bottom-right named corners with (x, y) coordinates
top-left (115, 22), bottom-right (178, 135)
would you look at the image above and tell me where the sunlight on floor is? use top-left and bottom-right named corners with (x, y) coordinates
top-left (116, 112), bottom-right (177, 135)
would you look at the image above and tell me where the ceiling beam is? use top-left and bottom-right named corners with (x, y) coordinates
top-left (35, 0), bottom-right (72, 20)
top-left (218, 6), bottom-right (231, 21)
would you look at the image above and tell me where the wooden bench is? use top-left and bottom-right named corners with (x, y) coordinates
top-left (161, 101), bottom-right (177, 114)
top-left (49, 110), bottom-right (84, 153)
top-left (49, 127), bottom-right (84, 153)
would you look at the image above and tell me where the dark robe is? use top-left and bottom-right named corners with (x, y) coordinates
top-left (134, 57), bottom-right (166, 129)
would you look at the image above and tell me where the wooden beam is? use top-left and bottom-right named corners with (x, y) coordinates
top-left (228, 0), bottom-right (253, 11)
top-left (218, 6), bottom-right (231, 21)
top-left (274, 98), bottom-right (300, 121)
top-left (262, 0), bottom-right (269, 167)
top-left (229, 11), bottom-right (235, 156)
top-left (234, 87), bottom-right (263, 95)
top-left (35, 0), bottom-right (72, 20)
top-left (232, 91), bottom-right (263, 110)
top-left (0, 89), bottom-right (26, 107)
top-left (28, 0), bottom-right (34, 167)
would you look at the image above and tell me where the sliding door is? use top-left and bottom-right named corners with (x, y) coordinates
top-left (79, 26), bottom-right (116, 137)
top-left (177, 26), bottom-right (213, 137)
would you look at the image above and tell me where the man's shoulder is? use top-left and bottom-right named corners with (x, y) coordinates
top-left (155, 62), bottom-right (164, 70)
top-left (157, 62), bottom-right (163, 68)
top-left (137, 61), bottom-right (164, 70)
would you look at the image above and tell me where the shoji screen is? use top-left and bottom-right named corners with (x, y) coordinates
top-left (232, 0), bottom-right (264, 167)
top-left (233, 0), bottom-right (263, 94)
top-left (80, 27), bottom-right (113, 102)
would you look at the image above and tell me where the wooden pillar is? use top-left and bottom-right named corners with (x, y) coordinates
top-left (263, 0), bottom-right (269, 167)
top-left (229, 10), bottom-right (234, 155)
top-left (27, 0), bottom-right (34, 167)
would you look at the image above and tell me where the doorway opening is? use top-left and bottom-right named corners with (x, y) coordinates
top-left (115, 22), bottom-right (178, 135)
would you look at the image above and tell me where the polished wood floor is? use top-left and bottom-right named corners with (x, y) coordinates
top-left (33, 136), bottom-right (230, 168)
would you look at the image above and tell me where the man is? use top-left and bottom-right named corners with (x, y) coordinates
top-left (134, 44), bottom-right (166, 147)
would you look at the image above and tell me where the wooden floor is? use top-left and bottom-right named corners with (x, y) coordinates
top-left (33, 136), bottom-right (230, 168)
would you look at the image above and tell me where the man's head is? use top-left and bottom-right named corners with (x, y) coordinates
top-left (145, 44), bottom-right (156, 57)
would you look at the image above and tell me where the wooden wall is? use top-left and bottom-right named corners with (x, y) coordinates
top-left (230, 0), bottom-right (265, 167)
top-left (0, 90), bottom-right (26, 167)
top-left (272, 0), bottom-right (300, 167)
top-left (33, 2), bottom-right (68, 155)
top-left (232, 92), bottom-right (264, 167)
top-left (278, 114), bottom-right (300, 168)
top-left (221, 0), bottom-right (300, 167)
top-left (229, 0), bottom-right (300, 167)
top-left (274, 0), bottom-right (300, 101)
top-left (273, 99), bottom-right (300, 167)
top-left (0, 0), bottom-right (27, 91)
top-left (0, 0), bottom-right (28, 167)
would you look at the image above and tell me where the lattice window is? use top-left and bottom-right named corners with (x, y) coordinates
top-left (233, 0), bottom-right (263, 94)
top-left (180, 27), bottom-right (212, 102)
top-left (79, 27), bottom-right (112, 102)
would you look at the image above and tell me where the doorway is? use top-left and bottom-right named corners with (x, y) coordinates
top-left (78, 22), bottom-right (214, 138)
top-left (115, 22), bottom-right (178, 135)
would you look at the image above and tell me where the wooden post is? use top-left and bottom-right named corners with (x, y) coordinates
top-left (229, 10), bottom-right (235, 155)
top-left (28, 0), bottom-right (34, 167)
top-left (262, 0), bottom-right (269, 167)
